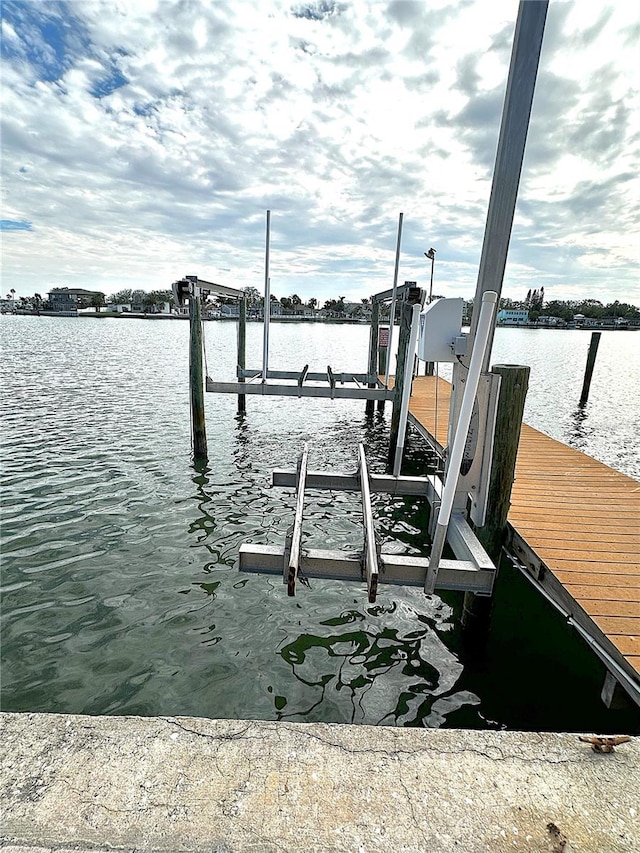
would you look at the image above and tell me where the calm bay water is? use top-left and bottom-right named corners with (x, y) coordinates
top-left (1, 315), bottom-right (639, 731)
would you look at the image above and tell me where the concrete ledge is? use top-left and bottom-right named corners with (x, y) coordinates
top-left (1, 712), bottom-right (638, 852)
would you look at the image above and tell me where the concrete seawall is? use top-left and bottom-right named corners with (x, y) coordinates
top-left (1, 712), bottom-right (638, 852)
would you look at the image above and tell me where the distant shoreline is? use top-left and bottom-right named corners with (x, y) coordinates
top-left (3, 310), bottom-right (637, 330)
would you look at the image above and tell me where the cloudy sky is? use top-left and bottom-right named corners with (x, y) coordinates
top-left (1, 0), bottom-right (639, 306)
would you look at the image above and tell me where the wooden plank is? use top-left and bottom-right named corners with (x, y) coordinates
top-left (408, 372), bottom-right (640, 689)
top-left (591, 616), bottom-right (640, 636)
top-left (513, 532), bottom-right (640, 547)
top-left (528, 550), bottom-right (640, 565)
top-left (580, 599), bottom-right (640, 618)
top-left (555, 571), bottom-right (640, 587)
top-left (550, 561), bottom-right (640, 575)
top-left (613, 636), bottom-right (640, 656)
top-left (563, 584), bottom-right (640, 602)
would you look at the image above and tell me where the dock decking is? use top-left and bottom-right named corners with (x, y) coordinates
top-left (406, 375), bottom-right (640, 706)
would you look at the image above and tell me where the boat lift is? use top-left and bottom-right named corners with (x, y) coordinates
top-left (236, 290), bottom-right (501, 601)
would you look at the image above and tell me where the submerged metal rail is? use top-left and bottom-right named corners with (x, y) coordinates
top-left (284, 445), bottom-right (308, 596)
top-left (207, 378), bottom-right (393, 401)
top-left (358, 444), bottom-right (379, 602)
top-left (239, 444), bottom-right (496, 599)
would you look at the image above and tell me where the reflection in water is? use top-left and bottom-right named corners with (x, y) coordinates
top-left (276, 602), bottom-right (464, 726)
top-left (184, 413), bottom-right (478, 728)
top-left (568, 403), bottom-right (594, 452)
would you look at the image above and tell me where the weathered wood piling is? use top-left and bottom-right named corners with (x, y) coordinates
top-left (189, 286), bottom-right (207, 459)
top-left (580, 331), bottom-right (601, 405)
top-left (237, 296), bottom-right (247, 414)
top-left (462, 364), bottom-right (530, 628)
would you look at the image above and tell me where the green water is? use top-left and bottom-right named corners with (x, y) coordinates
top-left (1, 315), bottom-right (638, 731)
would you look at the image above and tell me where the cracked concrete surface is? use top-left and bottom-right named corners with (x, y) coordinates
top-left (1, 713), bottom-right (638, 852)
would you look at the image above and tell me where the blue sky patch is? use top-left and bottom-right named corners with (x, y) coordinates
top-left (1, 1), bottom-right (92, 83)
top-left (0, 220), bottom-right (33, 231)
top-left (90, 66), bottom-right (128, 98)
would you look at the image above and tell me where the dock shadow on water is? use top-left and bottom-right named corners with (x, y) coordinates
top-left (183, 414), bottom-right (481, 727)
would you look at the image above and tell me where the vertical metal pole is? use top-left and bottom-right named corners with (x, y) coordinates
top-left (384, 212), bottom-right (404, 388)
top-left (262, 210), bottom-right (271, 380)
top-left (426, 292), bottom-right (498, 593)
top-left (579, 331), bottom-right (601, 405)
top-left (466, 1), bottom-right (548, 371)
top-left (189, 287), bottom-right (207, 459)
top-left (429, 254), bottom-right (434, 302)
top-left (237, 297), bottom-right (247, 413)
top-left (392, 304), bottom-right (421, 476)
top-left (425, 250), bottom-right (436, 376)
top-left (388, 286), bottom-right (422, 465)
top-left (366, 301), bottom-right (380, 417)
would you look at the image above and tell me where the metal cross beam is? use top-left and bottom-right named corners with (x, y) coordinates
top-left (239, 545), bottom-right (495, 595)
top-left (206, 379), bottom-right (394, 401)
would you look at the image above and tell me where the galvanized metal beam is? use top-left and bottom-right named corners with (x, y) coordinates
top-left (239, 545), bottom-right (495, 594)
top-left (273, 469), bottom-right (431, 496)
top-left (191, 278), bottom-right (245, 300)
top-left (206, 379), bottom-right (394, 401)
top-left (371, 281), bottom-right (416, 305)
top-left (238, 368), bottom-right (381, 384)
top-left (285, 445), bottom-right (308, 596)
top-left (358, 444), bottom-right (379, 602)
top-left (271, 467), bottom-right (495, 583)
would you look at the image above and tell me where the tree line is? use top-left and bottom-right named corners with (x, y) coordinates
top-left (496, 288), bottom-right (639, 321)
top-left (7, 286), bottom-right (638, 321)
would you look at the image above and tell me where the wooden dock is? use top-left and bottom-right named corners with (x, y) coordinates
top-left (406, 375), bottom-right (640, 707)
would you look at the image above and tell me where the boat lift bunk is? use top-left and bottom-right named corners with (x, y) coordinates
top-left (232, 288), bottom-right (503, 602)
top-left (199, 211), bottom-right (503, 602)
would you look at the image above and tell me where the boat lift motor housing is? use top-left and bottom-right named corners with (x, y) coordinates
top-left (417, 298), bottom-right (465, 362)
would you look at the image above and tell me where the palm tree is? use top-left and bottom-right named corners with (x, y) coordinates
top-left (90, 292), bottom-right (106, 312)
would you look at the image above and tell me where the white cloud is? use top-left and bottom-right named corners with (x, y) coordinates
top-left (1, 0), bottom-right (638, 307)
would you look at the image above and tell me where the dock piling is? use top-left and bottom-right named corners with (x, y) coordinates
top-left (389, 286), bottom-right (422, 465)
top-left (237, 297), bottom-right (247, 414)
top-left (462, 363), bottom-right (530, 628)
top-left (377, 330), bottom-right (388, 413)
top-left (366, 302), bottom-right (380, 417)
top-left (579, 331), bottom-right (601, 405)
top-left (189, 283), bottom-right (208, 459)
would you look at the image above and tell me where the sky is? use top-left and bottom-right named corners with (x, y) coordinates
top-left (1, 0), bottom-right (639, 306)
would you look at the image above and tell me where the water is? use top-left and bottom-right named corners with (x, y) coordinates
top-left (1, 316), bottom-right (639, 731)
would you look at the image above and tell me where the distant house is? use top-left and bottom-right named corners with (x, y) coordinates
top-left (497, 308), bottom-right (529, 325)
top-left (48, 287), bottom-right (104, 311)
top-left (537, 315), bottom-right (564, 326)
top-left (573, 314), bottom-right (597, 327)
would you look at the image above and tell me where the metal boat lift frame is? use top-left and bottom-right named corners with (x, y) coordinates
top-left (239, 443), bottom-right (496, 602)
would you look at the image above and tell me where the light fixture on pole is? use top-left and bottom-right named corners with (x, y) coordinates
top-left (424, 248), bottom-right (436, 303)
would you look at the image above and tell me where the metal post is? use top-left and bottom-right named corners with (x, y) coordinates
top-left (377, 332), bottom-right (388, 413)
top-left (426, 292), bottom-right (498, 593)
top-left (384, 212), bottom-right (404, 388)
top-left (189, 286), bottom-right (207, 459)
top-left (392, 304), bottom-right (421, 476)
top-left (466, 1), bottom-right (548, 371)
top-left (424, 248), bottom-right (436, 376)
top-left (262, 210), bottom-right (271, 381)
top-left (579, 331), bottom-right (601, 405)
top-left (237, 297), bottom-right (247, 413)
top-left (389, 286), bottom-right (422, 465)
top-left (366, 301), bottom-right (380, 417)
